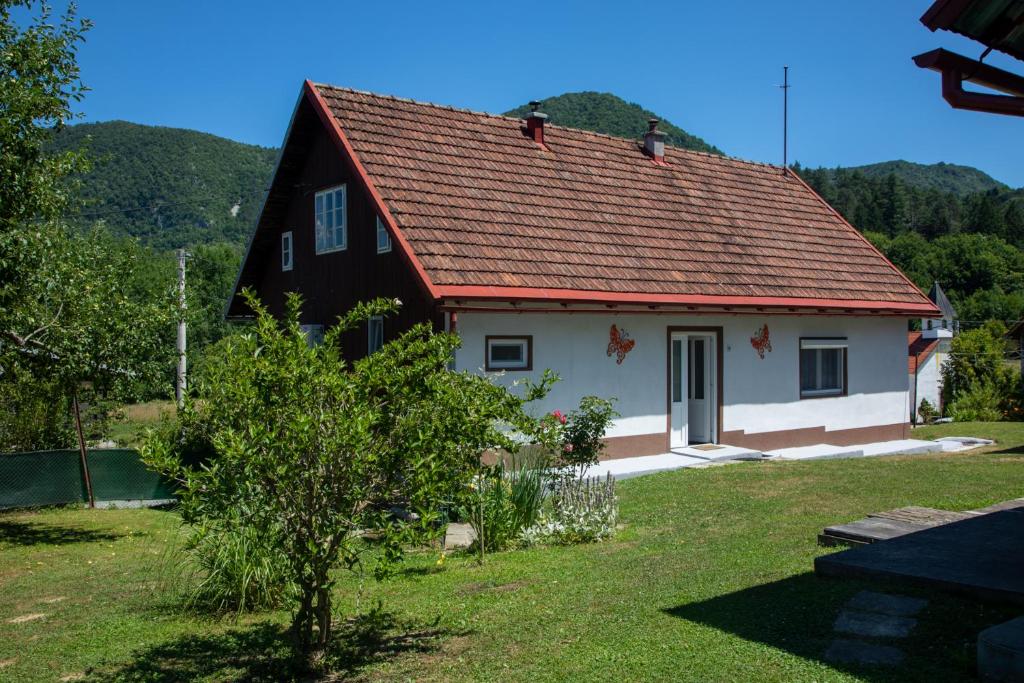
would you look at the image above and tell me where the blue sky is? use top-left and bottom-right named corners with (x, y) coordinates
top-left (51, 1), bottom-right (1024, 186)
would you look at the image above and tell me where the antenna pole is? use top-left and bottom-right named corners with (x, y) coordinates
top-left (780, 65), bottom-right (790, 175)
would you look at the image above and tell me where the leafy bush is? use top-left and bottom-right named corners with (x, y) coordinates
top-left (0, 370), bottom-right (74, 452)
top-left (917, 397), bottom-right (938, 424)
top-left (535, 397), bottom-right (619, 480)
top-left (948, 382), bottom-right (1004, 422)
top-left (522, 474), bottom-right (618, 545)
top-left (144, 291), bottom-right (554, 659)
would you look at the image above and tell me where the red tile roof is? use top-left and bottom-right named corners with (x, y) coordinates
top-left (306, 83), bottom-right (938, 314)
top-left (908, 331), bottom-right (941, 374)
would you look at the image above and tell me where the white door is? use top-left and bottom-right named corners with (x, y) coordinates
top-left (670, 334), bottom-right (688, 448)
top-left (688, 336), bottom-right (712, 444)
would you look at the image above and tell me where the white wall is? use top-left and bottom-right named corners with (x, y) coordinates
top-left (909, 350), bottom-right (941, 421)
top-left (453, 312), bottom-right (910, 439)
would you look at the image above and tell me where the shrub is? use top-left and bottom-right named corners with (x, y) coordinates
top-left (522, 474), bottom-right (618, 545)
top-left (0, 370), bottom-right (74, 452)
top-left (948, 382), bottom-right (1003, 422)
top-left (917, 397), bottom-right (937, 424)
top-left (144, 291), bottom-right (554, 660)
top-left (536, 397), bottom-right (618, 481)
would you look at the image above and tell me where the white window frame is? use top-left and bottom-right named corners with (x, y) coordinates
top-left (368, 315), bottom-right (384, 354)
top-left (314, 184), bottom-right (347, 254)
top-left (281, 230), bottom-right (293, 271)
top-left (799, 338), bottom-right (847, 398)
top-left (376, 216), bottom-right (392, 254)
top-left (485, 336), bottom-right (531, 371)
top-left (299, 324), bottom-right (324, 347)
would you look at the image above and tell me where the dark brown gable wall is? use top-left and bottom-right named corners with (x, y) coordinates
top-left (254, 123), bottom-right (439, 359)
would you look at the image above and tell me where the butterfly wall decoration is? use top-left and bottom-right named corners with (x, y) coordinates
top-left (607, 324), bottom-right (636, 364)
top-left (750, 324), bottom-right (772, 359)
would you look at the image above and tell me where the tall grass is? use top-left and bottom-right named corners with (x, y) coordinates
top-left (468, 459), bottom-right (547, 552)
top-left (170, 509), bottom-right (294, 615)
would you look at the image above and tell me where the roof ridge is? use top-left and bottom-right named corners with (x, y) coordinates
top-left (312, 82), bottom-right (786, 174)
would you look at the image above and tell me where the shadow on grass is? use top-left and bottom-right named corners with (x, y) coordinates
top-left (664, 571), bottom-right (1009, 683)
top-left (87, 607), bottom-right (461, 682)
top-left (0, 520), bottom-right (123, 547)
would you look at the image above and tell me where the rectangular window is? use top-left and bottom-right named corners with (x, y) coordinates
top-left (368, 316), bottom-right (384, 354)
top-left (314, 185), bottom-right (347, 254)
top-left (281, 231), bottom-right (293, 271)
top-left (299, 324), bottom-right (324, 347)
top-left (376, 216), bottom-right (392, 254)
top-left (485, 336), bottom-right (532, 371)
top-left (799, 338), bottom-right (847, 398)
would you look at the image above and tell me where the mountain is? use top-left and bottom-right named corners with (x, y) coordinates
top-left (52, 121), bottom-right (277, 250)
top-left (503, 92), bottom-right (722, 156)
top-left (824, 160), bottom-right (1008, 196)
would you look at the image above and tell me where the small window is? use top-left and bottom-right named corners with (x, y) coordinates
top-left (281, 231), bottom-right (293, 271)
top-left (376, 216), bottom-right (392, 254)
top-left (299, 324), bottom-right (324, 347)
top-left (314, 185), bottom-right (347, 254)
top-left (485, 336), bottom-right (532, 371)
top-left (800, 338), bottom-right (847, 398)
top-left (368, 316), bottom-right (384, 354)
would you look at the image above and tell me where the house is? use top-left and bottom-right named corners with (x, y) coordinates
top-left (909, 282), bottom-right (957, 422)
top-left (908, 332), bottom-right (942, 422)
top-left (228, 81), bottom-right (940, 457)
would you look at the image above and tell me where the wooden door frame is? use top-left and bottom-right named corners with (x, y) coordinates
top-left (666, 326), bottom-right (724, 445)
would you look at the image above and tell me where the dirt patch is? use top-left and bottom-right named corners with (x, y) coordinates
top-left (40, 596), bottom-right (66, 604)
top-left (59, 673), bottom-right (85, 682)
top-left (7, 613), bottom-right (45, 624)
top-left (0, 658), bottom-right (15, 668)
top-left (459, 580), bottom-right (528, 596)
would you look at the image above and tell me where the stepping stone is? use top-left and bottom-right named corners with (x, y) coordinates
top-left (824, 638), bottom-right (905, 666)
top-left (978, 616), bottom-right (1024, 683)
top-left (834, 609), bottom-right (917, 638)
top-left (443, 523), bottom-right (476, 549)
top-left (847, 590), bottom-right (928, 617)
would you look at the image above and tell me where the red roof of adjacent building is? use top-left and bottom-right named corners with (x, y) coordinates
top-left (232, 82), bottom-right (941, 316)
top-left (908, 331), bottom-right (941, 374)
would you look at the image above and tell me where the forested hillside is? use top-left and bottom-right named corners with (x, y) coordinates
top-left (52, 121), bottom-right (277, 249)
top-left (822, 160), bottom-right (1006, 196)
top-left (504, 92), bottom-right (722, 155)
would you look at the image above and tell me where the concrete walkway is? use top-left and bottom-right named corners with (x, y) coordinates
top-left (582, 436), bottom-right (992, 480)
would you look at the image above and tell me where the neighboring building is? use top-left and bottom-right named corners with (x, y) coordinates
top-left (229, 82), bottom-right (940, 457)
top-left (908, 331), bottom-right (942, 422)
top-left (911, 282), bottom-right (958, 422)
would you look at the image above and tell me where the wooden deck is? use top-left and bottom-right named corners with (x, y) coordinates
top-left (816, 499), bottom-right (1024, 606)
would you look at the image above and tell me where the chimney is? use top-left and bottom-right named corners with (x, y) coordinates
top-left (643, 118), bottom-right (667, 164)
top-left (526, 100), bottom-right (548, 147)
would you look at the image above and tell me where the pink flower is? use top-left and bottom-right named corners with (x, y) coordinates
top-left (563, 443), bottom-right (574, 453)
top-left (552, 410), bottom-right (566, 425)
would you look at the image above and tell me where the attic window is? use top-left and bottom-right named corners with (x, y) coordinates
top-left (376, 217), bottom-right (392, 254)
top-left (281, 231), bottom-right (293, 271)
top-left (799, 338), bottom-right (847, 398)
top-left (315, 185), bottom-right (347, 254)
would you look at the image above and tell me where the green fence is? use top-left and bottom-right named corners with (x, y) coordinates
top-left (0, 449), bottom-right (176, 509)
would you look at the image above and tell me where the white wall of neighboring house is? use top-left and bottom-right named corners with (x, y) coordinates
top-left (909, 349), bottom-right (941, 421)
top-left (453, 311), bottom-right (910, 445)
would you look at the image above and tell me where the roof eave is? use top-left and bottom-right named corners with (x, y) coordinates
top-left (437, 285), bottom-right (941, 316)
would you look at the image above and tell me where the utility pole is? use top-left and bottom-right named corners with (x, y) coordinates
top-left (780, 65), bottom-right (790, 175)
top-left (176, 248), bottom-right (188, 409)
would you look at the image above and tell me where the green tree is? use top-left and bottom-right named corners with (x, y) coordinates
top-left (941, 321), bottom-right (1014, 408)
top-left (144, 292), bottom-right (555, 662)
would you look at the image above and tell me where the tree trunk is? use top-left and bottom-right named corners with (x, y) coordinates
top-left (72, 391), bottom-right (94, 508)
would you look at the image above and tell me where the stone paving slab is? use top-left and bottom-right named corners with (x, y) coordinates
top-left (834, 609), bottom-right (918, 638)
top-left (846, 590), bottom-right (928, 617)
top-left (824, 638), bottom-right (905, 667)
top-left (978, 616), bottom-right (1024, 682)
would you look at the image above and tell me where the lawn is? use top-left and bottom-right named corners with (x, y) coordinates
top-left (1, 424), bottom-right (1023, 682)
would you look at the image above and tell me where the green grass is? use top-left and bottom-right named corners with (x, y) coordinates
top-left (106, 401), bottom-right (175, 448)
top-left (2, 424), bottom-right (1023, 681)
